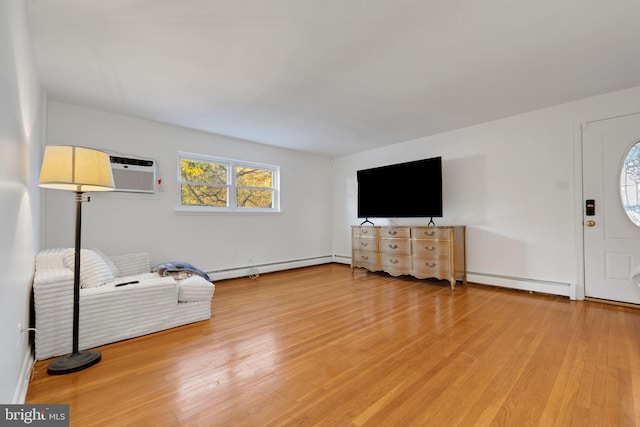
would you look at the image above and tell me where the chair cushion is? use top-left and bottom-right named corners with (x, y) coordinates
top-left (63, 249), bottom-right (116, 288)
top-left (91, 247), bottom-right (120, 277)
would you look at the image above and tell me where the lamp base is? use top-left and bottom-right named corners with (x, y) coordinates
top-left (47, 350), bottom-right (101, 375)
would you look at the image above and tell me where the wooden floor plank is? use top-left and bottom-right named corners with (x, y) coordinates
top-left (25, 264), bottom-right (640, 426)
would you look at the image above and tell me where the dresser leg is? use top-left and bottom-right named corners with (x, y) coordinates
top-left (450, 279), bottom-right (456, 290)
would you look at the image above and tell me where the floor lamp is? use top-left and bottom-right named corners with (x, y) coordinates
top-left (38, 145), bottom-right (115, 375)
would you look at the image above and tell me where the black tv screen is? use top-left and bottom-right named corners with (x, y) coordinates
top-left (357, 157), bottom-right (442, 218)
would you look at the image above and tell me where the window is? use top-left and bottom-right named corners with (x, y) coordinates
top-left (621, 141), bottom-right (640, 226)
top-left (178, 152), bottom-right (280, 212)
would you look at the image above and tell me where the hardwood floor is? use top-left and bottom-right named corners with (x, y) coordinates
top-left (26, 264), bottom-right (640, 426)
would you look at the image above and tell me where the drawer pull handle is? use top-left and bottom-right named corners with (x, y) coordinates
top-left (362, 229), bottom-right (369, 234)
top-left (425, 246), bottom-right (436, 251)
top-left (388, 230), bottom-right (398, 235)
top-left (424, 231), bottom-right (436, 236)
top-left (361, 242), bottom-right (368, 247)
top-left (362, 255), bottom-right (369, 260)
top-left (425, 262), bottom-right (437, 268)
top-left (390, 259), bottom-right (399, 264)
top-left (389, 244), bottom-right (398, 249)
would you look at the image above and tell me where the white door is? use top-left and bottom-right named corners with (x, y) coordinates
top-left (583, 113), bottom-right (640, 304)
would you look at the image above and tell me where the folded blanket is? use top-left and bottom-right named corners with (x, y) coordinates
top-left (151, 262), bottom-right (211, 282)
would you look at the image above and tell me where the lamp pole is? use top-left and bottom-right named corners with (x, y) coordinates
top-left (47, 193), bottom-right (102, 375)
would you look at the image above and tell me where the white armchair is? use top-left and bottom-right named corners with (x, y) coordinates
top-left (33, 248), bottom-right (214, 360)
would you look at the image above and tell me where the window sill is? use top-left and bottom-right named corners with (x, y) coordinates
top-left (174, 206), bottom-right (282, 215)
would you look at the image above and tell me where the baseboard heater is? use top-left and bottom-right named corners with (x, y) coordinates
top-left (333, 255), bottom-right (351, 264)
top-left (206, 259), bottom-right (574, 298)
top-left (206, 256), bottom-right (333, 281)
top-left (339, 256), bottom-right (573, 298)
top-left (467, 271), bottom-right (573, 298)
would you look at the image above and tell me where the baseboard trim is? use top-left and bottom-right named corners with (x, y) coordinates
top-left (207, 256), bottom-right (334, 281)
top-left (584, 297), bottom-right (640, 309)
top-left (468, 272), bottom-right (573, 298)
top-left (13, 348), bottom-right (34, 404)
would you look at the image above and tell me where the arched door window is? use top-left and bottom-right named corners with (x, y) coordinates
top-left (621, 141), bottom-right (640, 226)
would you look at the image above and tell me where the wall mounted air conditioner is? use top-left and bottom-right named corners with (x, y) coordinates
top-left (109, 155), bottom-right (156, 193)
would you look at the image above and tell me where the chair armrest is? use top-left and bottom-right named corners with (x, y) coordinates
top-left (33, 272), bottom-right (74, 360)
top-left (34, 248), bottom-right (73, 286)
top-left (109, 253), bottom-right (151, 276)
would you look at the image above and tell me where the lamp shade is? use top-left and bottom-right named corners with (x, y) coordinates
top-left (39, 145), bottom-right (115, 192)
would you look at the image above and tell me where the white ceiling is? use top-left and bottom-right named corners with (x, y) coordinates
top-left (26, 0), bottom-right (640, 158)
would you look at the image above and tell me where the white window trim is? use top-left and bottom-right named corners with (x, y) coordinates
top-left (177, 151), bottom-right (280, 213)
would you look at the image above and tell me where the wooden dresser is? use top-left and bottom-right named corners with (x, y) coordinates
top-left (351, 225), bottom-right (466, 289)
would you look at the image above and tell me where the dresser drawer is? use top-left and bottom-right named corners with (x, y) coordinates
top-left (410, 239), bottom-right (450, 257)
top-left (410, 257), bottom-right (451, 279)
top-left (353, 226), bottom-right (380, 237)
top-left (353, 236), bottom-right (378, 252)
top-left (411, 227), bottom-right (451, 240)
top-left (381, 253), bottom-right (411, 274)
top-left (353, 250), bottom-right (381, 269)
top-left (380, 237), bottom-right (411, 255)
top-left (380, 226), bottom-right (410, 238)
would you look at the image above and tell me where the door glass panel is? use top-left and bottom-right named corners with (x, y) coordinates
top-left (620, 141), bottom-right (640, 226)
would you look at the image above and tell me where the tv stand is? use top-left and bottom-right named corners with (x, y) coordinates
top-left (351, 225), bottom-right (466, 289)
top-left (360, 218), bottom-right (374, 226)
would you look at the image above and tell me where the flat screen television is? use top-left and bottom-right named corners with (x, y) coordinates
top-left (357, 156), bottom-right (442, 219)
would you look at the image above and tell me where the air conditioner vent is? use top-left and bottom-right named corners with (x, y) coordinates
top-left (109, 155), bottom-right (156, 193)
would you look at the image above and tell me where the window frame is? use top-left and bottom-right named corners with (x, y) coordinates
top-left (177, 151), bottom-right (280, 213)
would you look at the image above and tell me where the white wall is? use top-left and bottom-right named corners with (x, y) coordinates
top-left (332, 85), bottom-right (640, 298)
top-left (43, 84), bottom-right (640, 297)
top-left (43, 101), bottom-right (333, 278)
top-left (0, 0), bottom-right (43, 404)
